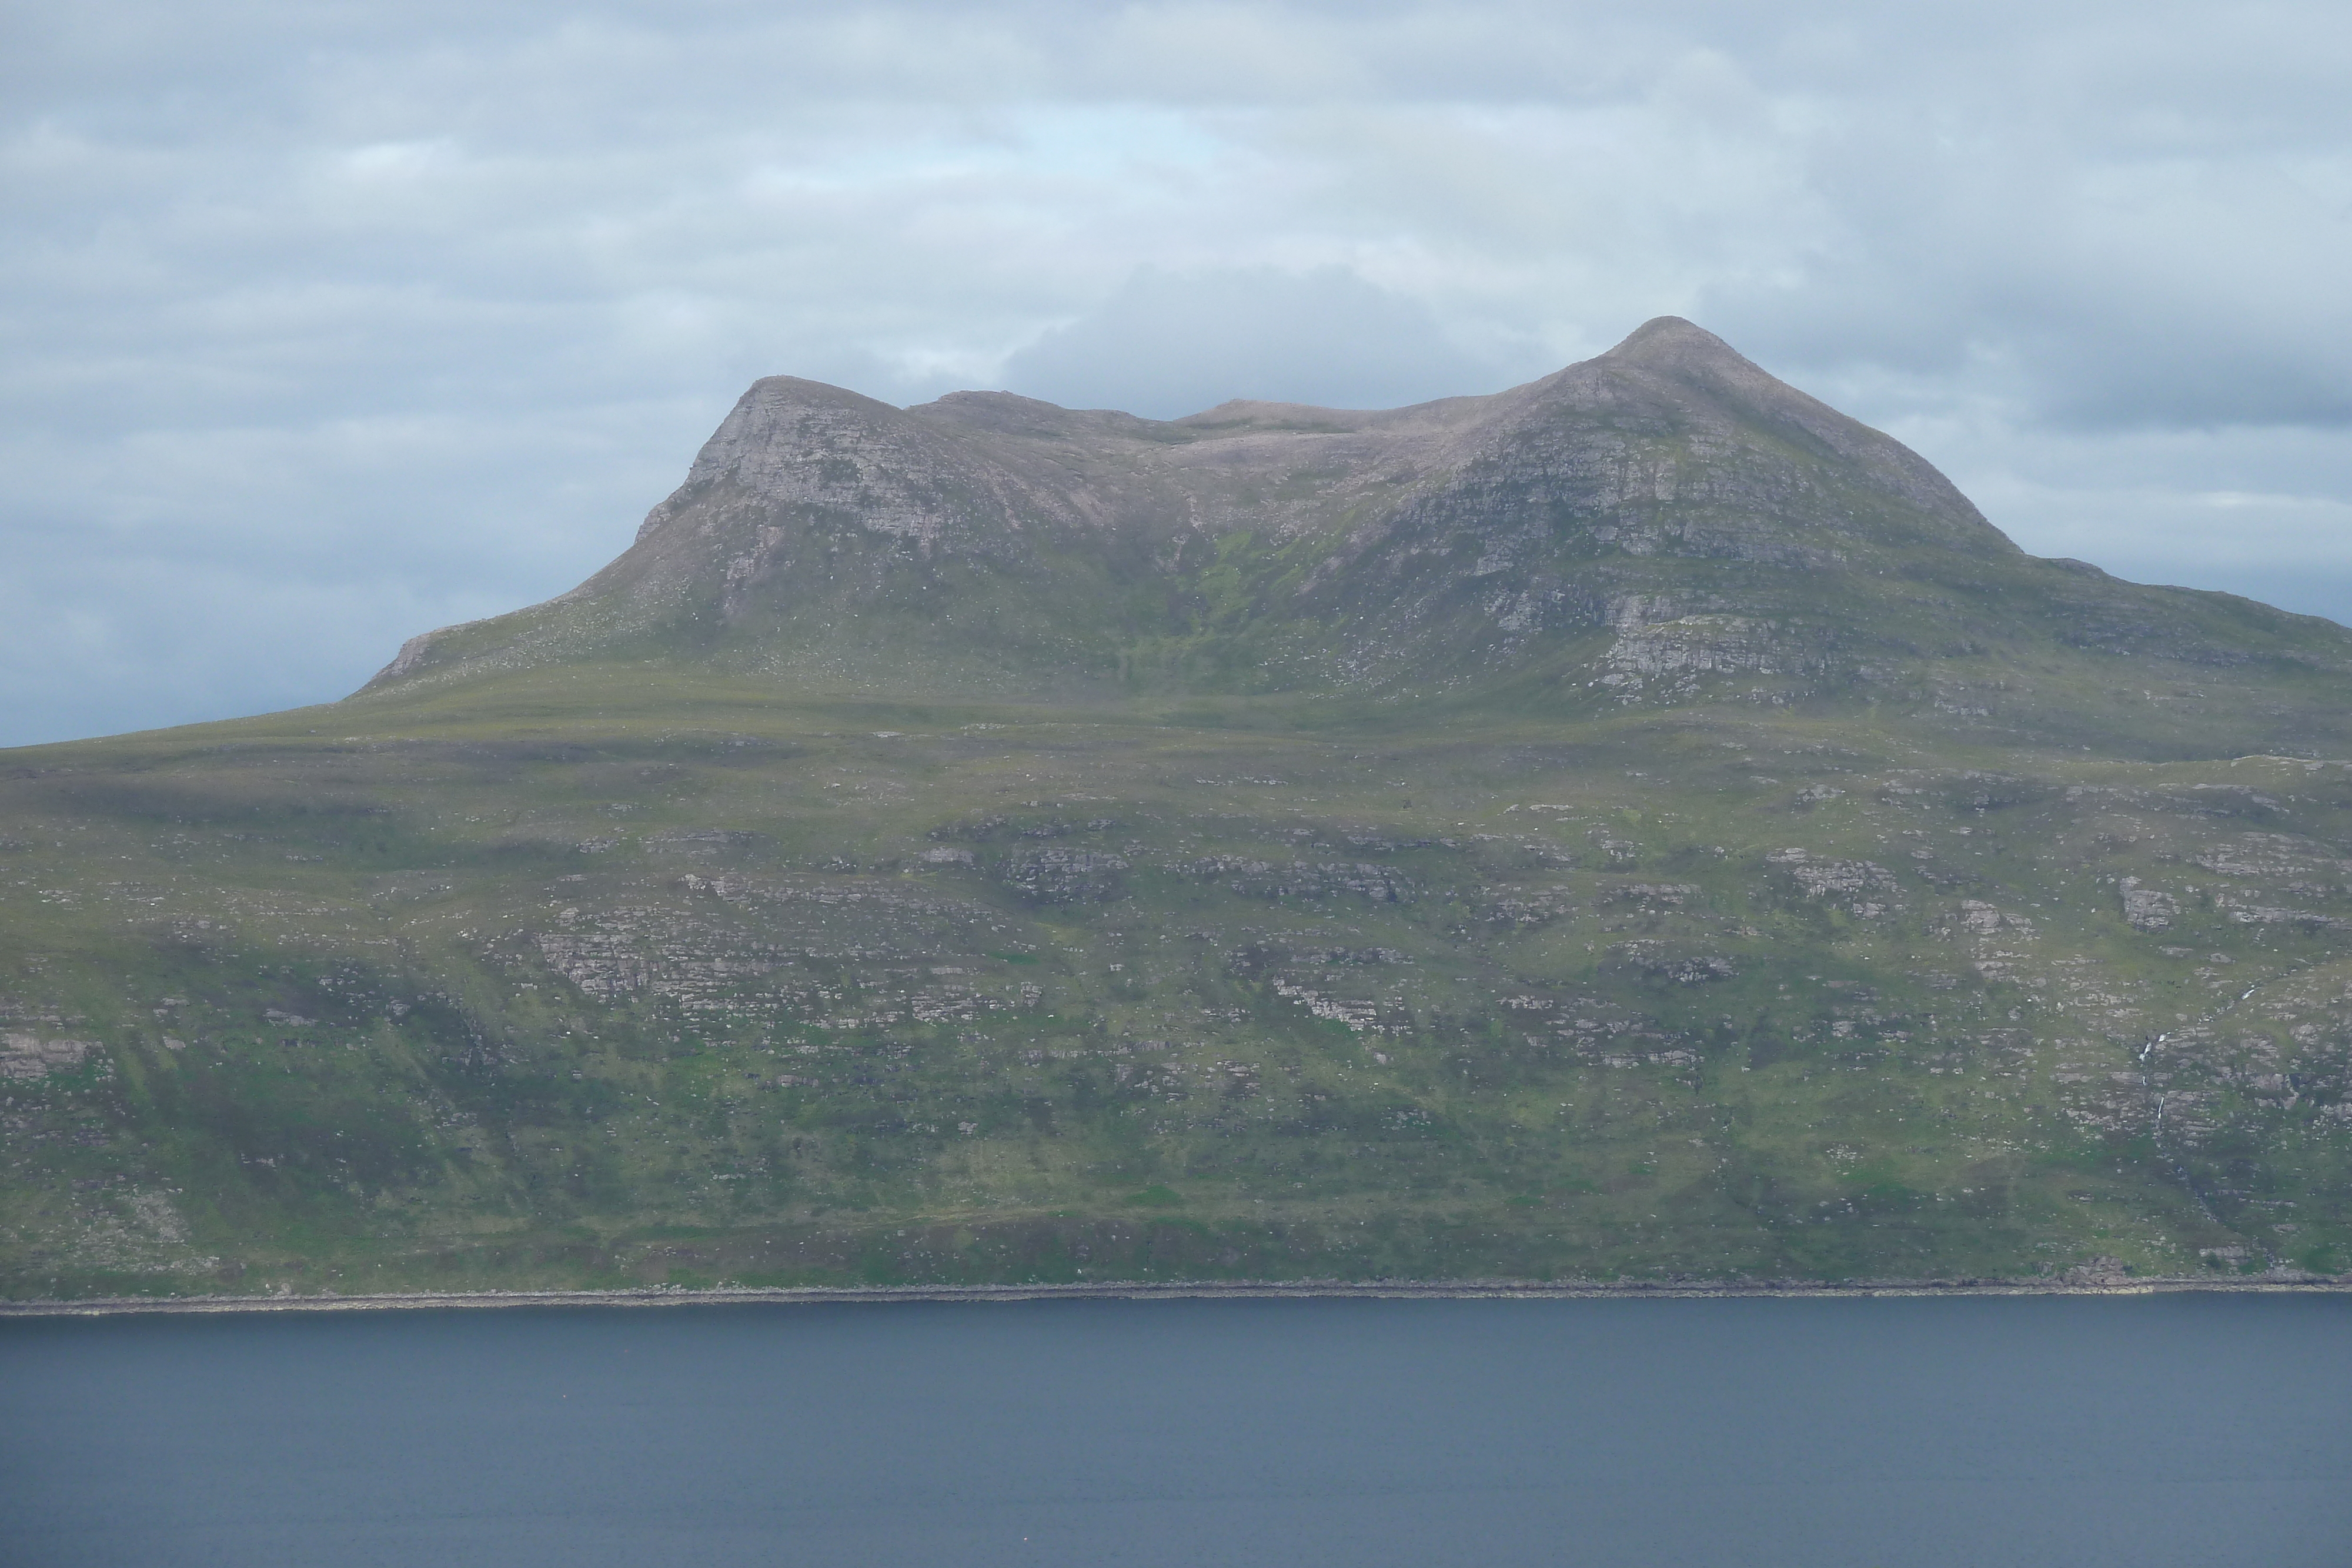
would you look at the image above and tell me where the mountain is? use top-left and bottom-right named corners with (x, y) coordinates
top-left (369, 317), bottom-right (2351, 757)
top-left (4, 319), bottom-right (2349, 1302)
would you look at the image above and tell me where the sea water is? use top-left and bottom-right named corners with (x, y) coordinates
top-left (2, 1293), bottom-right (2345, 1567)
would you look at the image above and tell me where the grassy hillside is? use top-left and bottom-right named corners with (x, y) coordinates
top-left (6, 670), bottom-right (2349, 1298)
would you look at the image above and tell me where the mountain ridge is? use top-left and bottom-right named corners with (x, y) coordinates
top-left (363, 317), bottom-right (2022, 689)
top-left (363, 317), bottom-right (2352, 767)
top-left (5, 319), bottom-right (2351, 1302)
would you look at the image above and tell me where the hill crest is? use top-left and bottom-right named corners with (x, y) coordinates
top-left (362, 319), bottom-right (2350, 757)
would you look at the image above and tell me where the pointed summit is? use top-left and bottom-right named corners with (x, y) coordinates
top-left (1589, 314), bottom-right (1819, 409)
top-left (1508, 313), bottom-right (1989, 538)
top-left (1597, 314), bottom-right (1752, 370)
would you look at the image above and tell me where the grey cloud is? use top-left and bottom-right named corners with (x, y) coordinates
top-left (999, 266), bottom-right (1510, 418)
top-left (1688, 8), bottom-right (2352, 432)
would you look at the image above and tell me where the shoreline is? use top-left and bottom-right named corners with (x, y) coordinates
top-left (5, 1274), bottom-right (2347, 1318)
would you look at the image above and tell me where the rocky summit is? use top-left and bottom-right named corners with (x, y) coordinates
top-left (5, 319), bottom-right (2350, 1300)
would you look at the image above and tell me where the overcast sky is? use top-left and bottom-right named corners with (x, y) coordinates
top-left (6, 0), bottom-right (2351, 745)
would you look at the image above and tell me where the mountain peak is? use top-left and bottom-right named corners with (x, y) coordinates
top-left (1598, 314), bottom-right (1747, 368)
top-left (1591, 315), bottom-right (1802, 403)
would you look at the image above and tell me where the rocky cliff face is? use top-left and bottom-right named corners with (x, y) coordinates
top-left (368, 319), bottom-right (2349, 741)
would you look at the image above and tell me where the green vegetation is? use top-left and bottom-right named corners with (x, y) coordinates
top-left (4, 319), bottom-right (2348, 1298)
top-left (6, 677), bottom-right (2348, 1298)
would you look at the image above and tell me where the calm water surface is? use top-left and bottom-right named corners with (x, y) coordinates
top-left (1, 1293), bottom-right (2345, 1567)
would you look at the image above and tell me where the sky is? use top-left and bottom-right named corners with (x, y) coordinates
top-left (6, 0), bottom-right (2352, 746)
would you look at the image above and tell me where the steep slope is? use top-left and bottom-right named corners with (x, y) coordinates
top-left (5, 321), bottom-right (2351, 1303)
top-left (370, 377), bottom-right (1166, 699)
top-left (366, 320), bottom-right (2352, 760)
